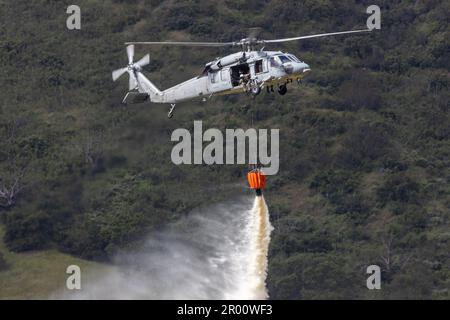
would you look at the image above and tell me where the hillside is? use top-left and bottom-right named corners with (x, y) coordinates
top-left (0, 225), bottom-right (111, 299)
top-left (0, 0), bottom-right (449, 299)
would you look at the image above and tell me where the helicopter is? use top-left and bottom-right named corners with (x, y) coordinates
top-left (112, 28), bottom-right (372, 118)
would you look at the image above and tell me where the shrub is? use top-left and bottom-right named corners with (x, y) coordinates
top-left (336, 122), bottom-right (391, 170)
top-left (377, 174), bottom-right (421, 206)
top-left (336, 70), bottom-right (382, 111)
top-left (310, 170), bottom-right (368, 217)
top-left (4, 211), bottom-right (52, 252)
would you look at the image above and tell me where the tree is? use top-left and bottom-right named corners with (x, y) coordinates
top-left (336, 70), bottom-right (382, 111)
top-left (4, 210), bottom-right (52, 251)
top-left (73, 128), bottom-right (108, 174)
top-left (0, 251), bottom-right (7, 270)
top-left (0, 118), bottom-right (33, 209)
top-left (336, 122), bottom-right (391, 170)
top-left (0, 167), bottom-right (26, 208)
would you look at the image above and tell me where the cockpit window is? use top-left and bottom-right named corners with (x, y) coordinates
top-left (270, 57), bottom-right (281, 67)
top-left (278, 55), bottom-right (292, 64)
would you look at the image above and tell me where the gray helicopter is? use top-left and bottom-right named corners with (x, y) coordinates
top-left (112, 29), bottom-right (371, 118)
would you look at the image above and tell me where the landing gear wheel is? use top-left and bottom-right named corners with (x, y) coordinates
top-left (251, 85), bottom-right (261, 97)
top-left (278, 84), bottom-right (287, 96)
top-left (168, 104), bottom-right (176, 119)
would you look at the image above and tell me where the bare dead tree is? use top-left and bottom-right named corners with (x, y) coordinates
top-left (73, 128), bottom-right (107, 172)
top-left (380, 233), bottom-right (394, 272)
top-left (379, 231), bottom-right (415, 274)
top-left (0, 117), bottom-right (31, 209)
top-left (83, 131), bottom-right (105, 170)
top-left (0, 165), bottom-right (26, 208)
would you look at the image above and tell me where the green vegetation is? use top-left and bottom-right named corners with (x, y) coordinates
top-left (0, 0), bottom-right (449, 299)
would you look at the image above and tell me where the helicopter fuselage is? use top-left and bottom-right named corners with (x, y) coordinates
top-left (116, 29), bottom-right (371, 116)
top-left (144, 50), bottom-right (310, 104)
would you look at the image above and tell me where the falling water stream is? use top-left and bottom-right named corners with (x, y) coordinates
top-left (57, 196), bottom-right (273, 299)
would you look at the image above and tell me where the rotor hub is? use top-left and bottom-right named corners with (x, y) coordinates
top-left (236, 37), bottom-right (261, 51)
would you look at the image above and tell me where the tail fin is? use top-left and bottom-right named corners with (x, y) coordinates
top-left (136, 72), bottom-right (163, 101)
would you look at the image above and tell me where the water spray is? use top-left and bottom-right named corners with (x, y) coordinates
top-left (55, 170), bottom-right (273, 299)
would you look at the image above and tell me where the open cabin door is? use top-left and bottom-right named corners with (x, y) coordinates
top-left (230, 63), bottom-right (250, 87)
top-left (208, 69), bottom-right (232, 93)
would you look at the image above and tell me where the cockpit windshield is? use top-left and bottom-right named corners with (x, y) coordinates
top-left (288, 54), bottom-right (301, 62)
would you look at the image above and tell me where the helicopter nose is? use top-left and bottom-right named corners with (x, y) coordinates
top-left (284, 62), bottom-right (310, 74)
top-left (301, 63), bottom-right (311, 73)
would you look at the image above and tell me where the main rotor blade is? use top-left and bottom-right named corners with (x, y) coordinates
top-left (128, 71), bottom-right (137, 91)
top-left (112, 67), bottom-right (127, 81)
top-left (260, 29), bottom-right (372, 44)
top-left (135, 54), bottom-right (150, 68)
top-left (127, 44), bottom-right (135, 64)
top-left (125, 41), bottom-right (235, 47)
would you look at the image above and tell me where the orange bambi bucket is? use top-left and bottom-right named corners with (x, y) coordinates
top-left (247, 169), bottom-right (266, 196)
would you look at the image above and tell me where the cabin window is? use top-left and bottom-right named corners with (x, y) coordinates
top-left (270, 57), bottom-right (280, 68)
top-left (255, 60), bottom-right (263, 73)
top-left (210, 72), bottom-right (218, 83)
top-left (220, 69), bottom-right (227, 81)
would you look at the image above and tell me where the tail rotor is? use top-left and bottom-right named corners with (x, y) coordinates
top-left (112, 45), bottom-right (150, 91)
